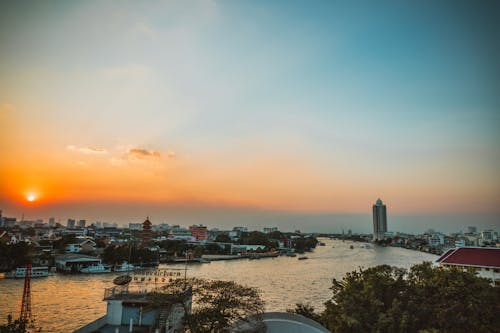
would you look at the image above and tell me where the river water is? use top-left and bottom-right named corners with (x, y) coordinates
top-left (0, 239), bottom-right (437, 332)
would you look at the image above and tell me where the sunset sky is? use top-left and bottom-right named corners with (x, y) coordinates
top-left (1, 1), bottom-right (499, 232)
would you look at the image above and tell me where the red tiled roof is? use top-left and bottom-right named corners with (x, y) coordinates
top-left (437, 249), bottom-right (455, 262)
top-left (436, 247), bottom-right (500, 268)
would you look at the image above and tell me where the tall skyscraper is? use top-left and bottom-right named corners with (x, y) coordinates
top-left (372, 198), bottom-right (387, 241)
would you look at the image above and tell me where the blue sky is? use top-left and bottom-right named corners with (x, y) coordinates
top-left (0, 0), bottom-right (499, 232)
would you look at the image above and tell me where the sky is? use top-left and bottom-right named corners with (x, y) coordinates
top-left (1, 0), bottom-right (499, 233)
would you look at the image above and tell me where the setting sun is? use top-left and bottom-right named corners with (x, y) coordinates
top-left (26, 194), bottom-right (37, 202)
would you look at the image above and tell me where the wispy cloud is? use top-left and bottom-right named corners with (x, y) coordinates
top-left (127, 148), bottom-right (161, 159)
top-left (67, 145), bottom-right (108, 155)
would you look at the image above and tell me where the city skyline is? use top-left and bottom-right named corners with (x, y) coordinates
top-left (1, 1), bottom-right (499, 232)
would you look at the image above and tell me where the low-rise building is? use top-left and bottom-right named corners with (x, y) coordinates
top-left (263, 227), bottom-right (278, 234)
top-left (73, 273), bottom-right (192, 333)
top-left (189, 225), bottom-right (208, 241)
top-left (436, 247), bottom-right (500, 286)
top-left (65, 239), bottom-right (97, 253)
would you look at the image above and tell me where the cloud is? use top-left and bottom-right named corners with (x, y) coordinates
top-left (127, 148), bottom-right (161, 159)
top-left (67, 145), bottom-right (108, 155)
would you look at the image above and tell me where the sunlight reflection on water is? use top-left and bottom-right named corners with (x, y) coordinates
top-left (0, 239), bottom-right (437, 332)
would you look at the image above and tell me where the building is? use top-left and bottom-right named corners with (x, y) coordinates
top-left (233, 226), bottom-right (248, 233)
top-left (142, 217), bottom-right (152, 245)
top-left (65, 239), bottom-right (97, 253)
top-left (428, 233), bottom-right (445, 247)
top-left (48, 217), bottom-right (56, 227)
top-left (55, 254), bottom-right (102, 273)
top-left (263, 227), bottom-right (278, 234)
top-left (128, 223), bottom-right (143, 231)
top-left (436, 247), bottom-right (500, 286)
top-left (3, 217), bottom-right (16, 228)
top-left (232, 312), bottom-right (330, 333)
top-left (480, 229), bottom-right (497, 243)
top-left (189, 225), bottom-right (208, 241)
top-left (77, 219), bottom-right (86, 228)
top-left (169, 228), bottom-right (195, 241)
top-left (467, 226), bottom-right (477, 234)
top-left (73, 271), bottom-right (192, 333)
top-left (67, 219), bottom-right (76, 228)
top-left (372, 198), bottom-right (388, 241)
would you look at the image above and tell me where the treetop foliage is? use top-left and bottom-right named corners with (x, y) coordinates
top-left (292, 262), bottom-right (500, 333)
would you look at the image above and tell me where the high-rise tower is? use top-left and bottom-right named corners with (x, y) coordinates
top-left (372, 198), bottom-right (387, 241)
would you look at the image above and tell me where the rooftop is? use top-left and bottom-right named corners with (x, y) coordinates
top-left (436, 247), bottom-right (500, 268)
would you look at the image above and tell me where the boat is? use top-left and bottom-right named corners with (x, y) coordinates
top-left (79, 264), bottom-right (112, 274)
top-left (113, 274), bottom-right (133, 285)
top-left (5, 266), bottom-right (49, 278)
top-left (113, 261), bottom-right (136, 272)
top-left (298, 256), bottom-right (308, 260)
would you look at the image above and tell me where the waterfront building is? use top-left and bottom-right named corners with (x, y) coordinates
top-left (436, 247), bottom-right (500, 286)
top-left (372, 198), bottom-right (388, 241)
top-left (55, 254), bottom-right (102, 273)
top-left (74, 277), bottom-right (192, 333)
top-left (142, 217), bottom-right (152, 245)
top-left (189, 224), bottom-right (208, 241)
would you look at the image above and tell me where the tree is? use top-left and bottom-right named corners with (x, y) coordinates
top-left (287, 303), bottom-right (323, 324)
top-left (322, 262), bottom-right (500, 333)
top-left (0, 242), bottom-right (35, 271)
top-left (294, 237), bottom-right (318, 252)
top-left (157, 278), bottom-right (265, 332)
top-left (52, 234), bottom-right (77, 253)
top-left (215, 234), bottom-right (231, 243)
top-left (0, 315), bottom-right (26, 333)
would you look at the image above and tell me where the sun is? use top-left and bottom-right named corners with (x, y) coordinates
top-left (26, 194), bottom-right (37, 202)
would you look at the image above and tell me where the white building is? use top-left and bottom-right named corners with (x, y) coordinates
top-left (428, 233), bottom-right (445, 247)
top-left (436, 247), bottom-right (500, 286)
top-left (372, 198), bottom-right (388, 241)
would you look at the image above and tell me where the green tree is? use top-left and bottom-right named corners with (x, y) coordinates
top-left (158, 278), bottom-right (264, 332)
top-left (322, 262), bottom-right (500, 333)
top-left (214, 234), bottom-right (231, 243)
top-left (287, 303), bottom-right (323, 324)
top-left (52, 235), bottom-right (77, 253)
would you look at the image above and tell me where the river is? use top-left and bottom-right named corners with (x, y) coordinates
top-left (0, 239), bottom-right (437, 332)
